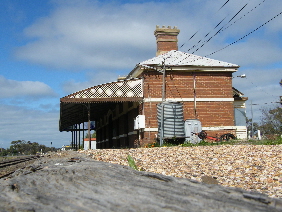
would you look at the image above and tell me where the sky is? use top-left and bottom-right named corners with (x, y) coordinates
top-left (0, 0), bottom-right (281, 149)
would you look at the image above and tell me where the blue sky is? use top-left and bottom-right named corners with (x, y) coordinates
top-left (0, 0), bottom-right (281, 148)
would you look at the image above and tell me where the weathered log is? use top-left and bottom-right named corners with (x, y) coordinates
top-left (0, 154), bottom-right (281, 212)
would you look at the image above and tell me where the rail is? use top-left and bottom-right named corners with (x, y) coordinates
top-left (0, 155), bottom-right (40, 178)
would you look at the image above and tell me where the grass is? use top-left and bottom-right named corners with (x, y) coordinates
top-left (149, 137), bottom-right (282, 148)
top-left (127, 154), bottom-right (139, 171)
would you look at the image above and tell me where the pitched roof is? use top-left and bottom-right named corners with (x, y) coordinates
top-left (139, 50), bottom-right (239, 67)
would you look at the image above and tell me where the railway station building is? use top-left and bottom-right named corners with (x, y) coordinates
top-left (59, 26), bottom-right (248, 149)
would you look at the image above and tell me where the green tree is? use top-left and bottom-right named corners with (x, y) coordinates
top-left (259, 106), bottom-right (282, 135)
top-left (85, 131), bottom-right (96, 138)
top-left (7, 140), bottom-right (56, 155)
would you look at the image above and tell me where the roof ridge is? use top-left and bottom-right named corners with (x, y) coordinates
top-left (139, 50), bottom-right (239, 67)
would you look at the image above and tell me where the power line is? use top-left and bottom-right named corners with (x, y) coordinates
top-left (217, 0), bottom-right (231, 12)
top-left (187, 0), bottom-right (267, 54)
top-left (228, 3), bottom-right (248, 23)
top-left (180, 0), bottom-right (234, 49)
top-left (204, 11), bottom-right (282, 57)
top-left (219, 0), bottom-right (267, 37)
top-left (187, 17), bottom-right (227, 52)
top-left (162, 1), bottom-right (280, 71)
top-left (189, 3), bottom-right (249, 53)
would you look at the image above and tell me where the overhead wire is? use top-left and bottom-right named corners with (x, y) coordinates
top-left (190, 2), bottom-right (250, 54)
top-left (180, 0), bottom-right (233, 49)
top-left (217, 0), bottom-right (230, 11)
top-left (188, 0), bottom-right (266, 54)
top-left (162, 5), bottom-right (281, 71)
top-left (219, 0), bottom-right (267, 36)
top-left (162, 1), bottom-right (279, 71)
top-left (228, 3), bottom-right (248, 23)
top-left (205, 11), bottom-right (282, 58)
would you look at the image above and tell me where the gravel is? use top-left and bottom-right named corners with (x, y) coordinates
top-left (79, 145), bottom-right (282, 198)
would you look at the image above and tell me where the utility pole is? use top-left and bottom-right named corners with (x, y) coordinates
top-left (160, 59), bottom-right (166, 146)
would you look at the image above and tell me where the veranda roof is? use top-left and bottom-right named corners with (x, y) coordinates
top-left (59, 78), bottom-right (143, 131)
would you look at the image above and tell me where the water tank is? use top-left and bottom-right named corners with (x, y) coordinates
top-left (184, 119), bottom-right (202, 144)
top-left (157, 102), bottom-right (185, 139)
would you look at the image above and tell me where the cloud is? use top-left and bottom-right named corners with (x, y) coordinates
top-left (14, 0), bottom-right (160, 70)
top-left (62, 70), bottom-right (120, 95)
top-left (0, 75), bottom-right (57, 99)
top-left (0, 104), bottom-right (70, 149)
top-left (212, 37), bottom-right (282, 67)
top-left (14, 0), bottom-right (282, 72)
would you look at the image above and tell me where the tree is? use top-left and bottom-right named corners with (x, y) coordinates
top-left (259, 106), bottom-right (282, 136)
top-left (7, 140), bottom-right (56, 155)
top-left (85, 131), bottom-right (96, 138)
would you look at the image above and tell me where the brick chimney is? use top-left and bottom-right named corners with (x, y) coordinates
top-left (154, 25), bottom-right (180, 56)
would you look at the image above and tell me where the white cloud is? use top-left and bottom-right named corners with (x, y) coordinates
top-left (0, 104), bottom-right (70, 149)
top-left (0, 75), bottom-right (57, 99)
top-left (62, 70), bottom-right (119, 94)
top-left (213, 37), bottom-right (282, 67)
top-left (11, 0), bottom-right (282, 125)
top-left (15, 1), bottom-right (161, 70)
top-left (14, 0), bottom-right (282, 72)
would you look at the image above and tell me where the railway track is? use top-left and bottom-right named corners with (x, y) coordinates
top-left (0, 155), bottom-right (40, 178)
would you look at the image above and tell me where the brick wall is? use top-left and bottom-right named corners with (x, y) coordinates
top-left (143, 71), bottom-right (233, 98)
top-left (96, 69), bottom-right (235, 147)
top-left (139, 69), bottom-right (235, 145)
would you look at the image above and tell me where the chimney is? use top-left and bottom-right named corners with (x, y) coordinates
top-left (154, 25), bottom-right (180, 56)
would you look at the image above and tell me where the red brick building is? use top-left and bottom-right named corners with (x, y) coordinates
top-left (59, 26), bottom-right (247, 149)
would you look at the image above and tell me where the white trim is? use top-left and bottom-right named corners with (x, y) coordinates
top-left (144, 98), bottom-right (234, 102)
top-left (144, 126), bottom-right (245, 131)
top-left (144, 128), bottom-right (158, 132)
top-left (202, 126), bottom-right (237, 130)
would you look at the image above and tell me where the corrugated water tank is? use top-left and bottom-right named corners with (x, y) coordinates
top-left (157, 102), bottom-right (185, 139)
top-left (184, 119), bottom-right (202, 144)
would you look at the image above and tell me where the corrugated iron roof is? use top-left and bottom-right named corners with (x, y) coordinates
top-left (139, 50), bottom-right (239, 67)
